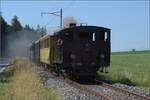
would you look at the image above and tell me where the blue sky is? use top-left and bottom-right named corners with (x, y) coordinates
top-left (1, 1), bottom-right (150, 52)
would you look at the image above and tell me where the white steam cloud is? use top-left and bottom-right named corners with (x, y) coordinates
top-left (63, 16), bottom-right (77, 28)
top-left (6, 30), bottom-right (39, 58)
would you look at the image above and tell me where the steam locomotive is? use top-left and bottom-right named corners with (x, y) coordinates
top-left (29, 23), bottom-right (111, 80)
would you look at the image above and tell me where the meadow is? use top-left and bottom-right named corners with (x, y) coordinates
top-left (0, 58), bottom-right (60, 100)
top-left (98, 50), bottom-right (150, 88)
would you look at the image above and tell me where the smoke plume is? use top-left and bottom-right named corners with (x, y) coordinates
top-left (6, 30), bottom-right (39, 58)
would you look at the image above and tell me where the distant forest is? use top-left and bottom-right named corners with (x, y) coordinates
top-left (0, 15), bottom-right (47, 58)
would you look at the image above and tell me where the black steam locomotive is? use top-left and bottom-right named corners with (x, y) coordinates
top-left (29, 23), bottom-right (111, 80)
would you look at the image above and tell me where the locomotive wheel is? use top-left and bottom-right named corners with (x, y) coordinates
top-left (54, 63), bottom-right (59, 76)
top-left (67, 70), bottom-right (74, 80)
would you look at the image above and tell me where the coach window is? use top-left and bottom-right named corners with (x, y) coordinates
top-left (48, 38), bottom-right (50, 47)
top-left (43, 41), bottom-right (44, 48)
top-left (44, 40), bottom-right (45, 47)
top-left (46, 39), bottom-right (48, 47)
top-left (40, 42), bottom-right (41, 48)
top-left (44, 39), bottom-right (46, 48)
top-left (47, 38), bottom-right (50, 47)
top-left (46, 39), bottom-right (48, 48)
top-left (42, 40), bottom-right (44, 48)
top-left (44, 39), bottom-right (47, 48)
top-left (44, 40), bottom-right (46, 48)
top-left (41, 41), bottom-right (42, 48)
top-left (40, 42), bottom-right (42, 48)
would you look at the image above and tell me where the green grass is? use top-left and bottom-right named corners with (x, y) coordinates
top-left (98, 50), bottom-right (150, 88)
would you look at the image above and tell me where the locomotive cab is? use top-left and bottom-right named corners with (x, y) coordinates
top-left (59, 26), bottom-right (111, 80)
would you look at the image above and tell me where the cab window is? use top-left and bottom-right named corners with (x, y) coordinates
top-left (92, 32), bottom-right (96, 42)
top-left (104, 32), bottom-right (107, 41)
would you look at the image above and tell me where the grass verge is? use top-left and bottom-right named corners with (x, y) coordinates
top-left (0, 58), bottom-right (60, 100)
top-left (98, 51), bottom-right (150, 88)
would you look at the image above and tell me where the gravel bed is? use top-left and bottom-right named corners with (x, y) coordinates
top-left (86, 85), bottom-right (141, 100)
top-left (34, 66), bottom-right (101, 100)
top-left (113, 83), bottom-right (150, 98)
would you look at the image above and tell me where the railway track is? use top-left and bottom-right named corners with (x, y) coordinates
top-left (61, 78), bottom-right (111, 100)
top-left (53, 75), bottom-right (150, 100)
top-left (95, 80), bottom-right (150, 100)
top-left (45, 67), bottom-right (150, 100)
top-left (47, 69), bottom-right (111, 100)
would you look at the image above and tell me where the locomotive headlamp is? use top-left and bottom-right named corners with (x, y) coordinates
top-left (91, 62), bottom-right (96, 66)
top-left (100, 54), bottom-right (105, 59)
top-left (70, 54), bottom-right (76, 59)
top-left (77, 62), bottom-right (82, 66)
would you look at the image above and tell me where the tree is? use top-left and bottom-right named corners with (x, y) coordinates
top-left (1, 15), bottom-right (47, 58)
top-left (11, 15), bottom-right (23, 31)
top-left (0, 15), bottom-right (10, 57)
top-left (24, 24), bottom-right (31, 30)
top-left (36, 25), bottom-right (47, 37)
top-left (0, 16), bottom-right (8, 35)
top-left (40, 27), bottom-right (47, 37)
top-left (36, 25), bottom-right (41, 34)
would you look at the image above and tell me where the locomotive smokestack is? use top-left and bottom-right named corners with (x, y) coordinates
top-left (63, 16), bottom-right (77, 28)
top-left (69, 23), bottom-right (76, 28)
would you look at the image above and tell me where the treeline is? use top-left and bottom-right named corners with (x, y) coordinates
top-left (0, 15), bottom-right (47, 58)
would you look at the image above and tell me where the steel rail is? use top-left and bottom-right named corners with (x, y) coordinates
top-left (64, 78), bottom-right (111, 100)
top-left (96, 80), bottom-right (150, 100)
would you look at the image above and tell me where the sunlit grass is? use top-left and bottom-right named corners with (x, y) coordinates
top-left (98, 51), bottom-right (150, 88)
top-left (0, 58), bottom-right (60, 100)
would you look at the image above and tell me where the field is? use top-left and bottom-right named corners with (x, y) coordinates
top-left (0, 58), bottom-right (60, 100)
top-left (98, 50), bottom-right (150, 88)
